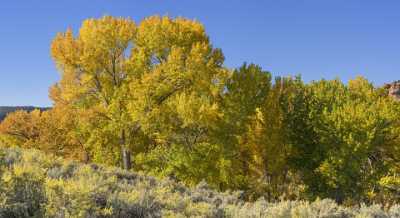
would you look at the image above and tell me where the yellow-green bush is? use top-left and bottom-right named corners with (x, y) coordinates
top-left (1, 147), bottom-right (400, 218)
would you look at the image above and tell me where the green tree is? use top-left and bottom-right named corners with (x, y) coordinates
top-left (291, 77), bottom-right (400, 203)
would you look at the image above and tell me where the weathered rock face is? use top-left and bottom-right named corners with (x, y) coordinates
top-left (387, 81), bottom-right (400, 101)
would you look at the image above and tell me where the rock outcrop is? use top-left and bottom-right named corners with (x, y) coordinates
top-left (385, 81), bottom-right (400, 101)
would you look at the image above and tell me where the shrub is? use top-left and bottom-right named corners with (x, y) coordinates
top-left (0, 147), bottom-right (400, 218)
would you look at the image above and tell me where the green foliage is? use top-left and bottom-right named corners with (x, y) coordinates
top-left (1, 147), bottom-right (400, 218)
top-left (292, 77), bottom-right (400, 202)
top-left (1, 15), bottom-right (400, 207)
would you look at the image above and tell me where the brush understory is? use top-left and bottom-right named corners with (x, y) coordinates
top-left (0, 147), bottom-right (399, 218)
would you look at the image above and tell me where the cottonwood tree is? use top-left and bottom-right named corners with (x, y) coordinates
top-left (292, 77), bottom-right (400, 202)
top-left (0, 108), bottom-right (82, 159)
top-left (51, 16), bottom-right (228, 171)
top-left (51, 16), bottom-right (136, 169)
top-left (127, 16), bottom-right (230, 187)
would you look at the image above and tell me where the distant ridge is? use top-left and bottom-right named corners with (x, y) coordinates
top-left (0, 106), bottom-right (50, 121)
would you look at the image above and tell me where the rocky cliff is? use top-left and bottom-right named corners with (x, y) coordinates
top-left (385, 81), bottom-right (400, 101)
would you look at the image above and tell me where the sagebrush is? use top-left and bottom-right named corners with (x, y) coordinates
top-left (1, 147), bottom-right (400, 218)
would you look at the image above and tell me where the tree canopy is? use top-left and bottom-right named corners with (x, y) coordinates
top-left (1, 15), bottom-right (400, 204)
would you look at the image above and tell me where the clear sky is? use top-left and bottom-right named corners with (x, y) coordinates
top-left (1, 0), bottom-right (399, 106)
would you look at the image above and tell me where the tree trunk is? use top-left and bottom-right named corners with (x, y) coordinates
top-left (120, 129), bottom-right (132, 170)
top-left (82, 150), bottom-right (90, 164)
top-left (121, 147), bottom-right (131, 170)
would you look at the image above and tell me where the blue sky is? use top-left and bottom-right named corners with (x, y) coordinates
top-left (1, 0), bottom-right (399, 106)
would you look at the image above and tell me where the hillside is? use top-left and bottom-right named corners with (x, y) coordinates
top-left (0, 147), bottom-right (399, 218)
top-left (0, 106), bottom-right (49, 121)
